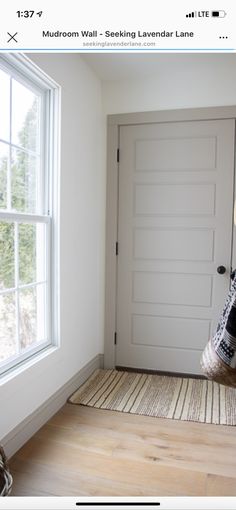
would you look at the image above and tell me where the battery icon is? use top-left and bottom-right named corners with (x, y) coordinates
top-left (211, 10), bottom-right (226, 17)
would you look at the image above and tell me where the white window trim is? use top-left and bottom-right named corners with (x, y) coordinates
top-left (0, 54), bottom-right (61, 378)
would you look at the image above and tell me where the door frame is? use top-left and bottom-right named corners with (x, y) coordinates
top-left (104, 106), bottom-right (236, 369)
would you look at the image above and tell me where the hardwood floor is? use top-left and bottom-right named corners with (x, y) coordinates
top-left (9, 403), bottom-right (236, 496)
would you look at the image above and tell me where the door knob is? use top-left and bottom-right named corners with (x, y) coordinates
top-left (217, 265), bottom-right (226, 274)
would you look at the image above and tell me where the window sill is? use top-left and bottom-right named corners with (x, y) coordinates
top-left (0, 344), bottom-right (59, 386)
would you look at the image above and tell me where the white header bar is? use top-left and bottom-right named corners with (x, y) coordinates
top-left (0, 0), bottom-right (235, 52)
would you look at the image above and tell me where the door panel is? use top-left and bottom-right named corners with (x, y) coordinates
top-left (133, 272), bottom-right (213, 307)
top-left (116, 119), bottom-right (235, 374)
top-left (134, 228), bottom-right (214, 261)
top-left (134, 183), bottom-right (215, 216)
top-left (132, 315), bottom-right (210, 350)
top-left (135, 136), bottom-right (216, 171)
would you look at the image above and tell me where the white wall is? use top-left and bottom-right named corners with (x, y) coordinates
top-left (102, 54), bottom-right (236, 114)
top-left (0, 53), bottom-right (106, 440)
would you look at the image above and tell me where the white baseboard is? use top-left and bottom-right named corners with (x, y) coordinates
top-left (2, 353), bottom-right (104, 459)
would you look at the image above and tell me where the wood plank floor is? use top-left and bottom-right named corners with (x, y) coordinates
top-left (9, 403), bottom-right (236, 496)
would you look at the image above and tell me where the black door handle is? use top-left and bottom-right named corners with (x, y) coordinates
top-left (217, 265), bottom-right (226, 274)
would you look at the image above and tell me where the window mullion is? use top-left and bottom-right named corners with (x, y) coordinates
top-left (0, 138), bottom-right (40, 158)
top-left (0, 211), bottom-right (50, 224)
top-left (7, 78), bottom-right (12, 210)
top-left (14, 221), bottom-right (20, 355)
top-left (0, 280), bottom-right (47, 296)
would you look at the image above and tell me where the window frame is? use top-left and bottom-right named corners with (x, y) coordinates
top-left (0, 54), bottom-right (60, 377)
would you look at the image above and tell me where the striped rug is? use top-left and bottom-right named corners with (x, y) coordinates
top-left (68, 369), bottom-right (236, 425)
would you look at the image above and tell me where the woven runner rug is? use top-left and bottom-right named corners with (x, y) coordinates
top-left (68, 369), bottom-right (236, 426)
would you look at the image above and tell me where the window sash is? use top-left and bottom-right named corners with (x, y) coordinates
top-left (0, 213), bottom-right (51, 295)
top-left (0, 215), bottom-right (52, 376)
top-left (0, 71), bottom-right (47, 216)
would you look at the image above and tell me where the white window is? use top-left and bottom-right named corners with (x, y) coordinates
top-left (0, 55), bottom-right (60, 376)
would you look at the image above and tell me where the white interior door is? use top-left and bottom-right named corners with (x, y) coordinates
top-left (116, 119), bottom-right (235, 374)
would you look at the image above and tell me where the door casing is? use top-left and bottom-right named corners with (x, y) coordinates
top-left (104, 106), bottom-right (236, 369)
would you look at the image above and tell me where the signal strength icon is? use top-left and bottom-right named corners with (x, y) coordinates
top-left (186, 11), bottom-right (196, 17)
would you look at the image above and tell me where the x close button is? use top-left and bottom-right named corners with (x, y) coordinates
top-left (7, 32), bottom-right (18, 43)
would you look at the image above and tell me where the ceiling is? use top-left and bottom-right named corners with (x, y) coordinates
top-left (82, 53), bottom-right (236, 81)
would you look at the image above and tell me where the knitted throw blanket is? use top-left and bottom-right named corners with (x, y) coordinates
top-left (201, 275), bottom-right (236, 387)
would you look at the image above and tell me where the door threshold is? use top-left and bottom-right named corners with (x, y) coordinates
top-left (116, 365), bottom-right (206, 380)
